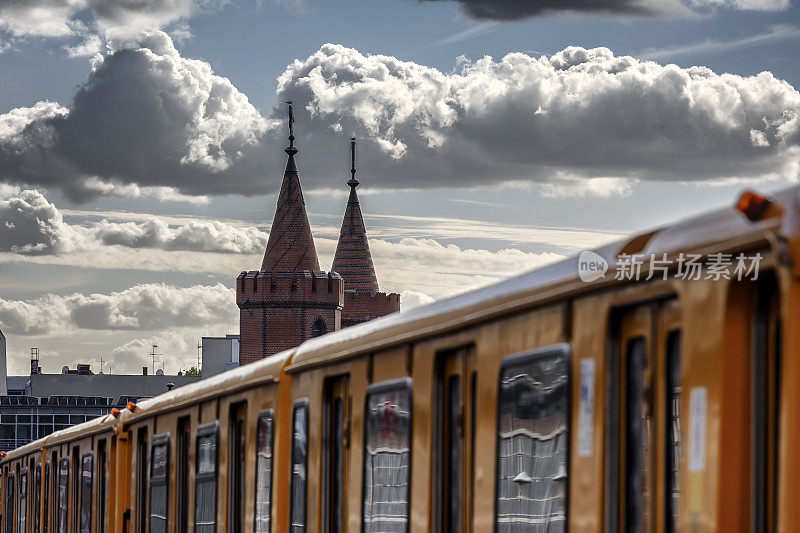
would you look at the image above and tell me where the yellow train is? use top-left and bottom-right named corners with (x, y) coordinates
top-left (0, 186), bottom-right (797, 533)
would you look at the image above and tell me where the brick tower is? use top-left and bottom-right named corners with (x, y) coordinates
top-left (237, 103), bottom-right (343, 364)
top-left (332, 138), bottom-right (400, 327)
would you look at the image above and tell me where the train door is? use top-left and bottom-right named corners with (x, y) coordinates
top-left (434, 346), bottom-right (475, 533)
top-left (229, 403), bottom-right (247, 533)
top-left (609, 299), bottom-right (681, 533)
top-left (323, 376), bottom-right (350, 533)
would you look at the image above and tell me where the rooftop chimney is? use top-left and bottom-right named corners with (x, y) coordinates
top-left (142, 366), bottom-right (148, 376)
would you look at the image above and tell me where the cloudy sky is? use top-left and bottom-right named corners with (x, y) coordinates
top-left (0, 0), bottom-right (798, 375)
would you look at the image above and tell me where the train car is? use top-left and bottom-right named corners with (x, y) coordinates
top-left (2, 438), bottom-right (45, 533)
top-left (0, 186), bottom-right (797, 533)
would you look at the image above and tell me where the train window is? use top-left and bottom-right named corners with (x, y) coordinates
top-left (229, 404), bottom-right (247, 533)
top-left (6, 472), bottom-right (14, 533)
top-left (98, 441), bottom-right (107, 533)
top-left (362, 379), bottom-right (412, 533)
top-left (56, 458), bottom-right (68, 533)
top-left (495, 345), bottom-right (570, 533)
top-left (136, 429), bottom-right (148, 533)
top-left (665, 331), bottom-right (682, 533)
top-left (176, 417), bottom-right (190, 533)
top-left (290, 401), bottom-right (309, 533)
top-left (18, 469), bottom-right (27, 533)
top-left (194, 422), bottom-right (218, 533)
top-left (34, 464), bottom-right (41, 533)
top-left (254, 410), bottom-right (274, 533)
top-left (79, 454), bottom-right (93, 533)
top-left (150, 434), bottom-right (170, 533)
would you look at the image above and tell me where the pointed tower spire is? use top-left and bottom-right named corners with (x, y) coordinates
top-left (332, 138), bottom-right (380, 292)
top-left (261, 102), bottom-right (321, 272)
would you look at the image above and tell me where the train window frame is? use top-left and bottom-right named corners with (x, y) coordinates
top-left (6, 470), bottom-right (15, 533)
top-left (149, 433), bottom-right (170, 533)
top-left (493, 343), bottom-right (572, 533)
top-left (289, 400), bottom-right (310, 533)
top-left (56, 457), bottom-right (69, 533)
top-left (18, 467), bottom-right (28, 533)
top-left (79, 453), bottom-right (93, 533)
top-left (97, 440), bottom-right (107, 533)
top-left (361, 378), bottom-right (413, 533)
top-left (254, 410), bottom-right (274, 533)
top-left (176, 417), bottom-right (191, 533)
top-left (136, 428), bottom-right (148, 533)
top-left (194, 422), bottom-right (219, 533)
top-left (664, 330), bottom-right (682, 533)
top-left (34, 463), bottom-right (41, 533)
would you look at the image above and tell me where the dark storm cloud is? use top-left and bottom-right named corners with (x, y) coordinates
top-left (418, 0), bottom-right (662, 19)
top-left (414, 0), bottom-right (789, 19)
top-left (1, 34), bottom-right (799, 202)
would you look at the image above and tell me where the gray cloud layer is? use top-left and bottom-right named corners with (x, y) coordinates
top-left (1, 34), bottom-right (799, 201)
top-left (0, 189), bottom-right (267, 254)
top-left (0, 282), bottom-right (234, 335)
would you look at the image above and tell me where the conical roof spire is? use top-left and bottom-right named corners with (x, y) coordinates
top-left (261, 102), bottom-right (320, 272)
top-left (332, 138), bottom-right (379, 292)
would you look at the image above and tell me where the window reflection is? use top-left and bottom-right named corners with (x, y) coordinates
top-left (362, 383), bottom-right (411, 533)
top-left (496, 349), bottom-right (569, 533)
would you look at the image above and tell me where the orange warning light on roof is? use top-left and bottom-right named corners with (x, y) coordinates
top-left (110, 408), bottom-right (120, 418)
top-left (127, 402), bottom-right (137, 412)
top-left (736, 190), bottom-right (781, 222)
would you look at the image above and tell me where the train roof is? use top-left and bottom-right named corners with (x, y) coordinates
top-left (124, 348), bottom-right (292, 424)
top-left (286, 186), bottom-right (795, 373)
top-left (3, 437), bottom-right (46, 462)
top-left (44, 411), bottom-right (120, 447)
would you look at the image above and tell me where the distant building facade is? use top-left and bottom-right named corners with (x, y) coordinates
top-left (0, 364), bottom-right (200, 451)
top-left (201, 335), bottom-right (240, 378)
top-left (237, 105), bottom-right (399, 365)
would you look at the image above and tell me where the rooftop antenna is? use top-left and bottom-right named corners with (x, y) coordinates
top-left (197, 341), bottom-right (202, 371)
top-left (100, 357), bottom-right (104, 374)
top-left (150, 344), bottom-right (161, 376)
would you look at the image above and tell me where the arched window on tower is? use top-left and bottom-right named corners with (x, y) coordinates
top-left (311, 318), bottom-right (327, 339)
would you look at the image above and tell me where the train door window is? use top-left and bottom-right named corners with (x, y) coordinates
top-left (49, 453), bottom-right (58, 533)
top-left (34, 464), bottom-right (41, 533)
top-left (71, 450), bottom-right (79, 533)
top-left (290, 401), bottom-right (309, 533)
top-left (194, 422), bottom-right (218, 533)
top-left (79, 454), bottom-right (92, 533)
top-left (176, 417), bottom-right (190, 533)
top-left (228, 404), bottom-right (246, 533)
top-left (56, 458), bottom-right (68, 533)
top-left (362, 379), bottom-right (412, 533)
top-left (752, 278), bottom-right (780, 533)
top-left (435, 347), bottom-right (475, 533)
top-left (665, 331), bottom-right (681, 533)
top-left (149, 434), bottom-right (170, 533)
top-left (97, 441), bottom-right (106, 533)
top-left (136, 428), bottom-right (148, 533)
top-left (6, 472), bottom-right (14, 533)
top-left (18, 469), bottom-right (27, 533)
top-left (254, 411), bottom-right (274, 533)
top-left (625, 336), bottom-right (650, 533)
top-left (43, 462), bottom-right (49, 533)
top-left (323, 377), bottom-right (349, 533)
top-left (495, 345), bottom-right (570, 533)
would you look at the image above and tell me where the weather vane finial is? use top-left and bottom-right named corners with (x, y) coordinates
top-left (348, 137), bottom-right (359, 188)
top-left (284, 101), bottom-right (298, 158)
